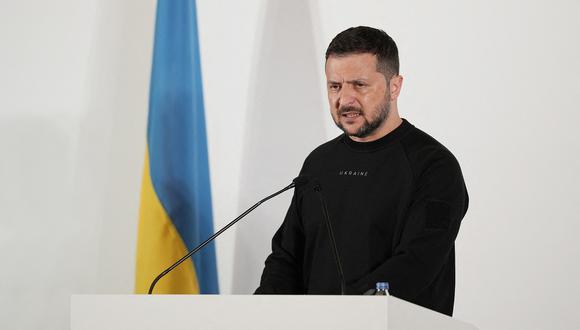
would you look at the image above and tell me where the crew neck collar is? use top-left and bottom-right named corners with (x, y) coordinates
top-left (341, 118), bottom-right (412, 152)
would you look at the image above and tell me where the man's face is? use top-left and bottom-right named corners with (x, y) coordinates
top-left (325, 53), bottom-right (390, 139)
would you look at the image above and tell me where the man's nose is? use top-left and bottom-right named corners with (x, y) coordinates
top-left (338, 86), bottom-right (357, 107)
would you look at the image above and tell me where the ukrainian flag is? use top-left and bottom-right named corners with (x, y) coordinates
top-left (135, 0), bottom-right (219, 294)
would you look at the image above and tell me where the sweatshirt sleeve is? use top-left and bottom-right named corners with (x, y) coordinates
top-left (254, 192), bottom-right (306, 294)
top-left (350, 150), bottom-right (469, 299)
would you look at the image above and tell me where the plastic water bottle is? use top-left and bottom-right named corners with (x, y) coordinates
top-left (374, 282), bottom-right (390, 295)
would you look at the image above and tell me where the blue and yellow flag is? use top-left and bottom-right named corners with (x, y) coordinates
top-left (135, 0), bottom-right (219, 294)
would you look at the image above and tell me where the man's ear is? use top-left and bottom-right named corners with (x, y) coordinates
top-left (389, 75), bottom-right (404, 101)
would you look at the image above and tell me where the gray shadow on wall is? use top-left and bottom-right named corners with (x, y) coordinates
top-left (0, 115), bottom-right (91, 330)
top-left (70, 0), bottom-right (154, 294)
top-left (231, 0), bottom-right (327, 294)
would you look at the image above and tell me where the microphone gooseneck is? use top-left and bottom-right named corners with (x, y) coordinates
top-left (313, 181), bottom-right (346, 295)
top-left (148, 178), bottom-right (301, 294)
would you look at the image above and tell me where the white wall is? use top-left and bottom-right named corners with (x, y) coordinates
top-left (0, 0), bottom-right (155, 329)
top-left (1, 0), bottom-right (579, 329)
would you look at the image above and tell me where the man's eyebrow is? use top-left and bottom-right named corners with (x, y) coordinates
top-left (327, 79), bottom-right (368, 85)
top-left (346, 79), bottom-right (368, 84)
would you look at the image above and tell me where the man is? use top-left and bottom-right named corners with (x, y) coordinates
top-left (255, 26), bottom-right (469, 317)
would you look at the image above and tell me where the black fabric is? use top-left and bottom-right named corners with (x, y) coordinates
top-left (255, 119), bottom-right (469, 316)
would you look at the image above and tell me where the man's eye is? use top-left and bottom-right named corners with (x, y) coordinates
top-left (356, 82), bottom-right (366, 87)
top-left (329, 85), bottom-right (340, 90)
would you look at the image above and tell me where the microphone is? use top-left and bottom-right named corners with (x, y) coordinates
top-left (313, 180), bottom-right (346, 295)
top-left (148, 176), bottom-right (307, 294)
top-left (292, 175), bottom-right (310, 187)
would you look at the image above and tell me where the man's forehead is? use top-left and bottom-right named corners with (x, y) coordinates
top-left (325, 53), bottom-right (380, 77)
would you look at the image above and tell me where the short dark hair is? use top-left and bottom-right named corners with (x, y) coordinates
top-left (325, 26), bottom-right (399, 79)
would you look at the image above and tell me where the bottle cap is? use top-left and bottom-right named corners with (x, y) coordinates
top-left (376, 282), bottom-right (389, 291)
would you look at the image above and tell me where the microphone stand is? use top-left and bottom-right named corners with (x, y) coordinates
top-left (314, 184), bottom-right (346, 295)
top-left (148, 181), bottom-right (297, 294)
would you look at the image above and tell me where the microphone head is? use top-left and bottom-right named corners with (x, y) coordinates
top-left (293, 176), bottom-right (322, 192)
top-left (313, 180), bottom-right (322, 192)
top-left (292, 175), bottom-right (311, 187)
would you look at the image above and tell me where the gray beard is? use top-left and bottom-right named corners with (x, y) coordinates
top-left (336, 99), bottom-right (391, 138)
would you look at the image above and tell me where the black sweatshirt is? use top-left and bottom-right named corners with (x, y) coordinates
top-left (255, 119), bottom-right (469, 316)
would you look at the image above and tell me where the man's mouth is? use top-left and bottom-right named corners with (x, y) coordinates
top-left (341, 111), bottom-right (361, 118)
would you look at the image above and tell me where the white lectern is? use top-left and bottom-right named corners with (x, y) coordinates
top-left (71, 295), bottom-right (477, 330)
